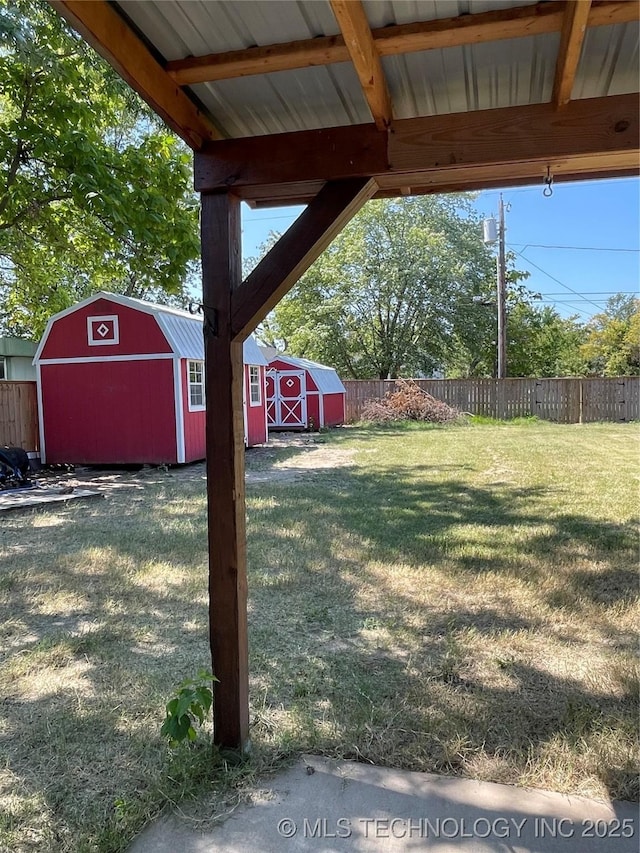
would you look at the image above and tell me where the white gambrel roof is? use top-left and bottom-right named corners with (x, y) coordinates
top-left (242, 335), bottom-right (268, 367)
top-left (268, 353), bottom-right (345, 395)
top-left (34, 292), bottom-right (268, 366)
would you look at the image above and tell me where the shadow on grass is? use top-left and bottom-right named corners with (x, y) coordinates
top-left (0, 479), bottom-right (217, 852)
top-left (245, 461), bottom-right (638, 800)
top-left (0, 440), bottom-right (637, 851)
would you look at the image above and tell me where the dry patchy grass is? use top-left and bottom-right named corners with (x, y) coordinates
top-left (0, 421), bottom-right (638, 851)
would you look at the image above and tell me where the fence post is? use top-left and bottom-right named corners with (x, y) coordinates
top-left (0, 381), bottom-right (39, 451)
top-left (579, 380), bottom-right (583, 424)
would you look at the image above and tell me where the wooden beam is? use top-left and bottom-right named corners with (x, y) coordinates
top-left (374, 151), bottom-right (639, 195)
top-left (167, 34), bottom-right (350, 86)
top-left (165, 1), bottom-right (639, 86)
top-left (240, 155), bottom-right (638, 206)
top-left (373, 165), bottom-right (640, 198)
top-left (231, 178), bottom-right (378, 340)
top-left (195, 94), bottom-right (639, 201)
top-left (195, 123), bottom-right (387, 191)
top-left (587, 0), bottom-right (640, 27)
top-left (329, 0), bottom-right (393, 130)
top-left (553, 1), bottom-right (593, 107)
top-left (50, 0), bottom-right (221, 149)
top-left (386, 92), bottom-right (637, 173)
top-left (375, 0), bottom-right (631, 55)
top-left (201, 192), bottom-right (249, 750)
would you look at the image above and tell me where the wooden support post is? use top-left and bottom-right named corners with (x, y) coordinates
top-left (198, 179), bottom-right (375, 748)
top-left (201, 191), bottom-right (249, 750)
top-left (231, 178), bottom-right (378, 340)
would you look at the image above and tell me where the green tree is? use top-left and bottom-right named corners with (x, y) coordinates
top-left (444, 275), bottom-right (537, 378)
top-left (580, 294), bottom-right (640, 376)
top-left (505, 303), bottom-right (586, 377)
top-left (260, 196), bottom-right (511, 379)
top-left (0, 0), bottom-right (199, 339)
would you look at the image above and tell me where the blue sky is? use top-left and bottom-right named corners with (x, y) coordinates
top-left (241, 176), bottom-right (639, 323)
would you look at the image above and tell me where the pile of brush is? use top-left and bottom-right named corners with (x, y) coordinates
top-left (361, 379), bottom-right (461, 424)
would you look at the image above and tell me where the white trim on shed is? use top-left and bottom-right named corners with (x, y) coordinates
top-left (34, 291), bottom-right (267, 368)
top-left (266, 353), bottom-right (345, 395)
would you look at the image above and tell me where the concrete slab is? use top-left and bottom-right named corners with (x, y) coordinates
top-left (128, 756), bottom-right (638, 853)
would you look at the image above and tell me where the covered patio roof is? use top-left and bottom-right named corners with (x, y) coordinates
top-left (54, 0), bottom-right (638, 202)
top-left (49, 0), bottom-right (639, 751)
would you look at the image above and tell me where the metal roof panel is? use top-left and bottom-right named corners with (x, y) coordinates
top-left (155, 311), bottom-right (204, 360)
top-left (118, 0), bottom-right (339, 61)
top-left (381, 19), bottom-right (560, 118)
top-left (114, 0), bottom-right (640, 138)
top-left (243, 336), bottom-right (269, 366)
top-left (270, 354), bottom-right (345, 395)
top-left (191, 63), bottom-right (371, 137)
top-left (574, 22), bottom-right (640, 99)
top-left (362, 0), bottom-right (541, 28)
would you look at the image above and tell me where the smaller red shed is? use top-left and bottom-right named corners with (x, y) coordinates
top-left (265, 354), bottom-right (346, 430)
top-left (34, 292), bottom-right (268, 465)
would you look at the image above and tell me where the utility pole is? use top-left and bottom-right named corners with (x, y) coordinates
top-left (497, 193), bottom-right (507, 379)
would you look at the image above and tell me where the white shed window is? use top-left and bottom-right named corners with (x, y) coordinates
top-left (249, 366), bottom-right (261, 406)
top-left (0, 357), bottom-right (6, 380)
top-left (188, 360), bottom-right (205, 409)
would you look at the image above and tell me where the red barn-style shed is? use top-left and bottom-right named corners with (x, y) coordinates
top-left (266, 354), bottom-right (345, 430)
top-left (34, 293), bottom-right (268, 465)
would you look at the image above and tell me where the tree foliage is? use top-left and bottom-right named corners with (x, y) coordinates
top-left (0, 0), bottom-right (200, 338)
top-left (258, 196), bottom-right (535, 379)
top-left (256, 197), bottom-right (636, 380)
top-left (259, 196), bottom-right (509, 379)
top-left (580, 295), bottom-right (640, 376)
top-left (505, 303), bottom-right (586, 377)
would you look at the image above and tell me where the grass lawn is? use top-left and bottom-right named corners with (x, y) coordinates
top-left (0, 421), bottom-right (638, 852)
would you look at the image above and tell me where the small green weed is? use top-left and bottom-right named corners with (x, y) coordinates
top-left (161, 671), bottom-right (218, 747)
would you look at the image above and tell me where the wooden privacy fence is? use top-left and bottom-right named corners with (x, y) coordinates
top-left (343, 377), bottom-right (640, 425)
top-left (0, 381), bottom-right (39, 451)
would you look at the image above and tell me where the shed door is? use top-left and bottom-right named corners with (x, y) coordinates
top-left (266, 369), bottom-right (307, 428)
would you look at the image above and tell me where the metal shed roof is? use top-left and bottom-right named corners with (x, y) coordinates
top-left (34, 292), bottom-right (267, 366)
top-left (0, 338), bottom-right (38, 358)
top-left (269, 353), bottom-right (346, 395)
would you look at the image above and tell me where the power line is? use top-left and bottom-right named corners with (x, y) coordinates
top-left (537, 290), bottom-right (638, 296)
top-left (537, 302), bottom-right (595, 319)
top-left (538, 298), bottom-right (609, 306)
top-left (509, 242), bottom-right (639, 253)
top-left (514, 249), bottom-right (605, 312)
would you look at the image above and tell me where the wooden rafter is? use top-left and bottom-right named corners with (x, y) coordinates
top-left (51, 0), bottom-right (221, 149)
top-left (553, 1), bottom-right (593, 107)
top-left (329, 0), bottom-right (393, 130)
top-left (167, 34), bottom-right (350, 86)
top-left (165, 1), bottom-right (639, 88)
top-left (195, 94), bottom-right (639, 204)
top-left (231, 178), bottom-right (378, 340)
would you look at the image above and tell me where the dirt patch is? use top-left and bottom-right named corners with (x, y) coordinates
top-left (22, 432), bottom-right (354, 495)
top-left (246, 432), bottom-right (355, 483)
